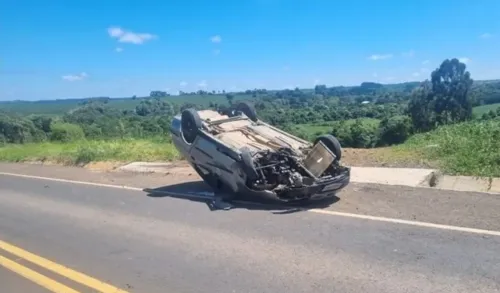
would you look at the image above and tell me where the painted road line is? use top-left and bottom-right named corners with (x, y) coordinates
top-left (0, 239), bottom-right (129, 293)
top-left (0, 171), bottom-right (142, 191)
top-left (2, 171), bottom-right (500, 238)
top-left (309, 209), bottom-right (500, 237)
top-left (0, 254), bottom-right (80, 293)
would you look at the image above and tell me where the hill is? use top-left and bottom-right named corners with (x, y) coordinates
top-left (2, 79), bottom-right (500, 117)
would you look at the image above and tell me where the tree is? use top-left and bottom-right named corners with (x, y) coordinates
top-left (408, 81), bottom-right (436, 131)
top-left (150, 91), bottom-right (169, 97)
top-left (430, 58), bottom-right (474, 124)
top-left (226, 94), bottom-right (234, 105)
top-left (135, 98), bottom-right (174, 117)
top-left (408, 58), bottom-right (473, 132)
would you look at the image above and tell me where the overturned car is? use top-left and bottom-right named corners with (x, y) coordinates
top-left (170, 102), bottom-right (350, 203)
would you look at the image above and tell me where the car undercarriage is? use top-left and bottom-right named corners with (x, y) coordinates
top-left (244, 144), bottom-right (349, 200)
top-left (171, 102), bottom-right (350, 202)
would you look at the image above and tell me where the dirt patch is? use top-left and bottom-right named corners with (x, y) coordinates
top-left (85, 161), bottom-right (124, 172)
top-left (118, 161), bottom-right (196, 176)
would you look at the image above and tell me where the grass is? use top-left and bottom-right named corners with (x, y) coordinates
top-left (1, 119), bottom-right (499, 178)
top-left (395, 119), bottom-right (500, 177)
top-left (0, 138), bottom-right (181, 165)
top-left (473, 103), bottom-right (500, 116)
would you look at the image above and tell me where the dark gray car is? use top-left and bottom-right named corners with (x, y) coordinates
top-left (170, 102), bottom-right (350, 203)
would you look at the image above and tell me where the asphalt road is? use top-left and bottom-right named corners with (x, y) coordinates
top-left (0, 267), bottom-right (49, 293)
top-left (1, 173), bottom-right (500, 293)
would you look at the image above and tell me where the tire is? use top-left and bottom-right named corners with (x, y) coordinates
top-left (314, 134), bottom-right (342, 161)
top-left (181, 108), bottom-right (202, 144)
top-left (240, 147), bottom-right (259, 180)
top-left (235, 102), bottom-right (258, 122)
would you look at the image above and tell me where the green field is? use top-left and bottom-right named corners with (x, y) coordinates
top-left (473, 103), bottom-right (500, 116)
top-left (0, 138), bottom-right (180, 165)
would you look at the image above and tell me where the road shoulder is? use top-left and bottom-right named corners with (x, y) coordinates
top-left (1, 162), bottom-right (500, 232)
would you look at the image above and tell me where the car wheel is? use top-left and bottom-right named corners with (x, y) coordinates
top-left (314, 134), bottom-right (342, 161)
top-left (235, 102), bottom-right (258, 122)
top-left (181, 108), bottom-right (202, 144)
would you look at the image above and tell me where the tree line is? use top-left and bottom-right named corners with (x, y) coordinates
top-left (1, 58), bottom-right (499, 148)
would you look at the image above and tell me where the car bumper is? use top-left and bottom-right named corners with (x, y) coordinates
top-left (237, 167), bottom-right (351, 203)
top-left (279, 166), bottom-right (351, 201)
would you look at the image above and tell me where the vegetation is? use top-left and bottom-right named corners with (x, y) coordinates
top-left (408, 58), bottom-right (473, 132)
top-left (0, 138), bottom-right (180, 165)
top-left (397, 119), bottom-right (500, 177)
top-left (472, 102), bottom-right (500, 116)
top-left (1, 57), bottom-right (499, 177)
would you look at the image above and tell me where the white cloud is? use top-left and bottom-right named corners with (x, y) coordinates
top-left (210, 35), bottom-right (221, 43)
top-left (422, 60), bottom-right (430, 65)
top-left (115, 47), bottom-right (123, 53)
top-left (179, 81), bottom-right (188, 87)
top-left (479, 33), bottom-right (492, 39)
top-left (368, 54), bottom-right (393, 61)
top-left (459, 57), bottom-right (471, 64)
top-left (108, 27), bottom-right (124, 37)
top-left (402, 50), bottom-right (415, 57)
top-left (197, 80), bottom-right (207, 88)
top-left (61, 72), bottom-right (88, 81)
top-left (107, 26), bottom-right (157, 44)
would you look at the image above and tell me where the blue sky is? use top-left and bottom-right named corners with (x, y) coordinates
top-left (1, 0), bottom-right (500, 101)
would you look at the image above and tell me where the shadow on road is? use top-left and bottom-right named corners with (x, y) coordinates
top-left (143, 180), bottom-right (340, 214)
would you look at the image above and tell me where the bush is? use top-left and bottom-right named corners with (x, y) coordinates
top-left (0, 114), bottom-right (47, 144)
top-left (350, 119), bottom-right (379, 148)
top-left (330, 121), bottom-right (353, 146)
top-left (378, 115), bottom-right (413, 146)
top-left (50, 122), bottom-right (85, 142)
top-left (331, 119), bottom-right (380, 148)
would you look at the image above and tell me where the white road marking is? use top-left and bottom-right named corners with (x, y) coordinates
top-left (1, 171), bottom-right (500, 237)
top-left (0, 172), bottom-right (143, 191)
top-left (309, 209), bottom-right (500, 237)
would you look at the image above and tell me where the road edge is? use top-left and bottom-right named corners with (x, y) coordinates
top-left (119, 162), bottom-right (500, 195)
